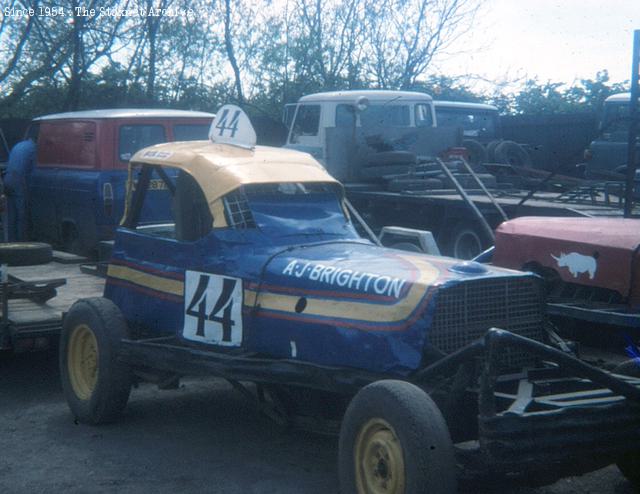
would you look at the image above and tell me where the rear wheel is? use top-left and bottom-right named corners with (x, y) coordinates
top-left (339, 380), bottom-right (456, 494)
top-left (60, 297), bottom-right (132, 424)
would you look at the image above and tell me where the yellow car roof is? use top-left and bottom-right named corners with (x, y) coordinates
top-left (131, 140), bottom-right (341, 205)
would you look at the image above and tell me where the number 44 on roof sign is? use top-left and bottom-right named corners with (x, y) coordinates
top-left (208, 104), bottom-right (257, 149)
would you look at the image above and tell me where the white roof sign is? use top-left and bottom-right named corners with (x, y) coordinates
top-left (208, 104), bottom-right (256, 149)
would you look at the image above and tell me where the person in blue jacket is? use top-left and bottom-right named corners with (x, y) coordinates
top-left (4, 127), bottom-right (37, 242)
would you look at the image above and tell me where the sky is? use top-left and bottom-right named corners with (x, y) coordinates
top-left (436, 0), bottom-right (640, 91)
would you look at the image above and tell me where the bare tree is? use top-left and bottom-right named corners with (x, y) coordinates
top-left (365, 0), bottom-right (481, 89)
top-left (292, 0), bottom-right (367, 90)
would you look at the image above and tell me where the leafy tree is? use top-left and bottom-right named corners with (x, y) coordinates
top-left (510, 71), bottom-right (627, 115)
top-left (410, 75), bottom-right (484, 102)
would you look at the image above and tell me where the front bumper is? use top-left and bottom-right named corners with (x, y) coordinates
top-left (414, 328), bottom-right (640, 481)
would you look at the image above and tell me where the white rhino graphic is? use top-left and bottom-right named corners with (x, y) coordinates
top-left (550, 252), bottom-right (598, 280)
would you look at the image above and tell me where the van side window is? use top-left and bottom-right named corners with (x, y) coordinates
top-left (415, 104), bottom-right (434, 127)
top-left (36, 121), bottom-right (97, 168)
top-left (290, 105), bottom-right (321, 142)
top-left (173, 124), bottom-right (210, 141)
top-left (119, 125), bottom-right (166, 161)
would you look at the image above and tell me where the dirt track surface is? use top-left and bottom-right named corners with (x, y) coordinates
top-left (1, 349), bottom-right (635, 494)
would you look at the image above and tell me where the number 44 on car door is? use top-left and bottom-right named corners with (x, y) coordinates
top-left (183, 271), bottom-right (243, 346)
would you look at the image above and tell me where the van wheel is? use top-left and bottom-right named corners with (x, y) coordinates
top-left (339, 380), bottom-right (456, 494)
top-left (60, 297), bottom-right (132, 424)
top-left (0, 242), bottom-right (52, 266)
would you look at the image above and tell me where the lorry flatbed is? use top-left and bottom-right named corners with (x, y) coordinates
top-left (347, 186), bottom-right (632, 219)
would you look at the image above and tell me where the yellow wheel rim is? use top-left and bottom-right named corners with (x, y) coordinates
top-left (67, 324), bottom-right (99, 400)
top-left (355, 418), bottom-right (406, 494)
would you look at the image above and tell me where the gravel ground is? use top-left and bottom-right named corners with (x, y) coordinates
top-left (0, 349), bottom-right (635, 494)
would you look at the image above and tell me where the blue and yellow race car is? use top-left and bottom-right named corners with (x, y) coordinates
top-left (60, 106), bottom-right (640, 494)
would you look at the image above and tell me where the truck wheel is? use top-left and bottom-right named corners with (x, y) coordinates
top-left (339, 380), bottom-right (456, 494)
top-left (0, 242), bottom-right (52, 266)
top-left (462, 139), bottom-right (487, 167)
top-left (494, 140), bottom-right (532, 167)
top-left (445, 222), bottom-right (489, 260)
top-left (60, 297), bottom-right (132, 424)
top-left (613, 360), bottom-right (640, 489)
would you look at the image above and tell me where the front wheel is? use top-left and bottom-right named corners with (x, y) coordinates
top-left (339, 380), bottom-right (456, 494)
top-left (60, 297), bottom-right (132, 424)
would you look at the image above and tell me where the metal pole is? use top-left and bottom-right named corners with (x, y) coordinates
top-left (458, 157), bottom-right (509, 222)
top-left (624, 29), bottom-right (640, 218)
top-left (344, 198), bottom-right (382, 246)
top-left (436, 158), bottom-right (495, 243)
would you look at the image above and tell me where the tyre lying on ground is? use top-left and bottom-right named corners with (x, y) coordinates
top-left (0, 242), bottom-right (52, 266)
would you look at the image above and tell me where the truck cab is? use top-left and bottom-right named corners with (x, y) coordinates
top-left (284, 90), bottom-right (438, 180)
top-left (433, 100), bottom-right (500, 145)
top-left (586, 93), bottom-right (640, 178)
top-left (29, 109), bottom-right (214, 254)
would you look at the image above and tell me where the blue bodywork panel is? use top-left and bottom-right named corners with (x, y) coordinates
top-left (105, 182), bottom-right (538, 376)
top-left (30, 167), bottom-right (174, 250)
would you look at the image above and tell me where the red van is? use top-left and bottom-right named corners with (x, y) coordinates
top-left (29, 109), bottom-right (214, 253)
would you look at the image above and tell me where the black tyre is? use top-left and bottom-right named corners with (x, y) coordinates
top-left (613, 360), bottom-right (640, 489)
top-left (0, 242), bottom-right (52, 266)
top-left (445, 222), bottom-right (490, 260)
top-left (339, 380), bottom-right (456, 494)
top-left (494, 140), bottom-right (532, 167)
top-left (486, 140), bottom-right (501, 162)
top-left (462, 139), bottom-right (488, 167)
top-left (59, 297), bottom-right (132, 424)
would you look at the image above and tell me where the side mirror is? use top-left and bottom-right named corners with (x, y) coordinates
top-left (355, 96), bottom-right (369, 113)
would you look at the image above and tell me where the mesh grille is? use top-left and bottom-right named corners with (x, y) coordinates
top-left (429, 276), bottom-right (545, 369)
top-left (224, 189), bottom-right (256, 228)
